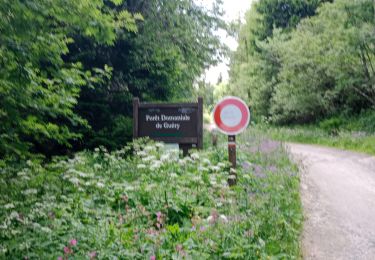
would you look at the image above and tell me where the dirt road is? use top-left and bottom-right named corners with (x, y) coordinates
top-left (288, 143), bottom-right (375, 260)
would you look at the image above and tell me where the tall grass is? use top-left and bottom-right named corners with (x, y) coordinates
top-left (261, 124), bottom-right (375, 155)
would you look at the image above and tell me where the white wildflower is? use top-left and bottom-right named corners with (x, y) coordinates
top-left (41, 226), bottom-right (52, 233)
top-left (142, 155), bottom-right (156, 162)
top-left (69, 177), bottom-right (80, 186)
top-left (96, 182), bottom-right (105, 188)
top-left (146, 184), bottom-right (157, 191)
top-left (125, 185), bottom-right (135, 191)
top-left (210, 181), bottom-right (217, 186)
top-left (0, 245), bottom-right (7, 254)
top-left (144, 145), bottom-right (155, 152)
top-left (9, 211), bottom-right (19, 219)
top-left (160, 154), bottom-right (170, 162)
top-left (18, 242), bottom-right (30, 251)
top-left (22, 189), bottom-right (38, 195)
top-left (4, 203), bottom-right (15, 209)
top-left (209, 177), bottom-right (217, 183)
top-left (220, 215), bottom-right (228, 223)
top-left (184, 157), bottom-right (194, 163)
top-left (150, 160), bottom-right (162, 170)
top-left (94, 147), bottom-right (100, 152)
top-left (190, 153), bottom-right (200, 160)
top-left (170, 172), bottom-right (178, 178)
top-left (77, 171), bottom-right (87, 178)
top-left (10, 229), bottom-right (21, 236)
top-left (198, 166), bottom-right (209, 172)
top-left (32, 222), bottom-right (41, 229)
top-left (21, 176), bottom-right (30, 181)
top-left (203, 158), bottom-right (211, 165)
top-left (228, 175), bottom-right (237, 180)
top-left (66, 168), bottom-right (78, 174)
top-left (210, 166), bottom-right (220, 172)
top-left (137, 150), bottom-right (147, 157)
top-left (192, 176), bottom-right (201, 182)
top-left (137, 164), bottom-right (147, 169)
top-left (0, 222), bottom-right (8, 230)
top-left (26, 160), bottom-right (33, 166)
top-left (11, 230), bottom-right (21, 235)
top-left (178, 159), bottom-right (186, 166)
top-left (34, 202), bottom-right (43, 208)
top-left (17, 171), bottom-right (27, 177)
top-left (155, 142), bottom-right (164, 148)
top-left (217, 162), bottom-right (226, 168)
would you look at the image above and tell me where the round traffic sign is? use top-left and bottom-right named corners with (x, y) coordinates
top-left (212, 96), bottom-right (250, 135)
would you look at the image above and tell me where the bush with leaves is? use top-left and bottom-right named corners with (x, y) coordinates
top-left (0, 134), bottom-right (302, 259)
top-left (0, 0), bottom-right (141, 158)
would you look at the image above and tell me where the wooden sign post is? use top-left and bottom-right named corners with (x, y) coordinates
top-left (212, 97), bottom-right (250, 186)
top-left (228, 135), bottom-right (237, 186)
top-left (133, 97), bottom-right (203, 156)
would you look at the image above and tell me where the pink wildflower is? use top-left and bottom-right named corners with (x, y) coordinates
top-left (88, 251), bottom-right (97, 259)
top-left (156, 211), bottom-right (162, 221)
top-left (176, 244), bottom-right (183, 252)
top-left (121, 195), bottom-right (128, 203)
top-left (70, 239), bottom-right (77, 246)
top-left (57, 257), bottom-right (63, 260)
top-left (150, 255), bottom-right (156, 260)
top-left (175, 244), bottom-right (186, 256)
top-left (244, 229), bottom-right (253, 238)
top-left (155, 211), bottom-right (164, 229)
top-left (64, 246), bottom-right (72, 254)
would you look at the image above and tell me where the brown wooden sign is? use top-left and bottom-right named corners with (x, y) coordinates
top-left (133, 97), bottom-right (203, 152)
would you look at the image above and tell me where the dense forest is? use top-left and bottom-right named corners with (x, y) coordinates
top-left (2, 0), bottom-right (374, 160)
top-left (228, 0), bottom-right (375, 124)
top-left (1, 1), bottom-right (375, 258)
top-left (0, 0), bottom-right (226, 159)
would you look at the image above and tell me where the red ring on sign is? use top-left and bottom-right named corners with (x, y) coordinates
top-left (212, 97), bottom-right (250, 135)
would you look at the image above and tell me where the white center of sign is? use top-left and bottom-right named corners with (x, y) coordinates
top-left (220, 105), bottom-right (242, 127)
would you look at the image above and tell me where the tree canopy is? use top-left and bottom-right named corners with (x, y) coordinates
top-left (0, 0), bottom-right (226, 158)
top-left (228, 0), bottom-right (374, 124)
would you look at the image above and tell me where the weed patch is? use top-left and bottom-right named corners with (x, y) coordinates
top-left (1, 135), bottom-right (302, 259)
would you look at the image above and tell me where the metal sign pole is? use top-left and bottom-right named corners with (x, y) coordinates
top-left (212, 97), bottom-right (250, 187)
top-left (228, 135), bottom-right (237, 186)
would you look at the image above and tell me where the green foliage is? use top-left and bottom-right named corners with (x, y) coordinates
top-left (255, 0), bottom-right (331, 39)
top-left (66, 0), bottom-right (227, 151)
top-left (319, 117), bottom-right (344, 135)
top-left (257, 108), bottom-right (375, 155)
top-left (228, 0), bottom-right (375, 125)
top-left (269, 0), bottom-right (375, 123)
top-left (346, 110), bottom-right (375, 133)
top-left (0, 0), bottom-right (226, 157)
top-left (0, 135), bottom-right (302, 259)
top-left (0, 0), bottom-right (139, 158)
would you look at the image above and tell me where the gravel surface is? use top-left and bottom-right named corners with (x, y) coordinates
top-left (288, 143), bottom-right (375, 260)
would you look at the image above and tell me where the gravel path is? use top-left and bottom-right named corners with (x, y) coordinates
top-left (288, 143), bottom-right (375, 260)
